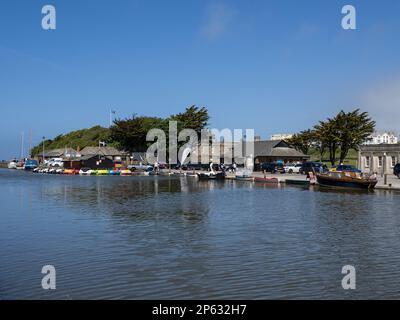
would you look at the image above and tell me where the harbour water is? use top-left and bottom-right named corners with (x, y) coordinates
top-left (1, 168), bottom-right (400, 299)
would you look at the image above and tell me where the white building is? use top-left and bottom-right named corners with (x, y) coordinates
top-left (270, 133), bottom-right (293, 141)
top-left (364, 132), bottom-right (398, 145)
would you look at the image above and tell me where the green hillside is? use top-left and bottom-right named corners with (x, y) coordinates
top-left (31, 126), bottom-right (111, 156)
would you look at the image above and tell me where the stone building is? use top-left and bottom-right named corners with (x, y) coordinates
top-left (358, 144), bottom-right (400, 174)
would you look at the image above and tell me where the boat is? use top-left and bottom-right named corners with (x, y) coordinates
top-left (197, 162), bottom-right (226, 180)
top-left (16, 161), bottom-right (25, 170)
top-left (79, 168), bottom-right (94, 176)
top-left (198, 172), bottom-right (226, 180)
top-left (108, 169), bottom-right (121, 176)
top-left (120, 169), bottom-right (132, 176)
top-left (24, 159), bottom-right (38, 171)
top-left (63, 169), bottom-right (79, 175)
top-left (8, 161), bottom-right (17, 169)
top-left (96, 170), bottom-right (110, 176)
top-left (254, 177), bottom-right (279, 184)
top-left (316, 171), bottom-right (378, 190)
top-left (235, 175), bottom-right (254, 182)
top-left (284, 179), bottom-right (310, 186)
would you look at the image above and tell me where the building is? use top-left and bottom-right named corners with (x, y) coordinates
top-left (37, 148), bottom-right (80, 163)
top-left (63, 155), bottom-right (114, 170)
top-left (364, 132), bottom-right (398, 145)
top-left (358, 144), bottom-right (400, 174)
top-left (270, 133), bottom-right (294, 141)
top-left (79, 146), bottom-right (128, 161)
top-left (250, 140), bottom-right (309, 170)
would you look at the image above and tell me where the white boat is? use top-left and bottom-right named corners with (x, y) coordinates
top-left (79, 168), bottom-right (93, 176)
top-left (8, 161), bottom-right (17, 169)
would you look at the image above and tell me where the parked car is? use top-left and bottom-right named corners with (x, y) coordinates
top-left (260, 162), bottom-right (285, 174)
top-left (331, 164), bottom-right (362, 173)
top-left (300, 162), bottom-right (327, 175)
top-left (46, 158), bottom-right (64, 167)
top-left (128, 164), bottom-right (153, 172)
top-left (284, 163), bottom-right (302, 174)
top-left (394, 163), bottom-right (400, 178)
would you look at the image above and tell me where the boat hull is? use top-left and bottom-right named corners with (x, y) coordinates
top-left (254, 177), bottom-right (279, 184)
top-left (198, 172), bottom-right (226, 180)
top-left (317, 174), bottom-right (377, 190)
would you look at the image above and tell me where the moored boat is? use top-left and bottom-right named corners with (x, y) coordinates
top-left (8, 161), bottom-right (17, 169)
top-left (316, 171), bottom-right (377, 190)
top-left (235, 175), bottom-right (254, 182)
top-left (284, 179), bottom-right (310, 186)
top-left (120, 169), bottom-right (132, 176)
top-left (254, 177), bottom-right (279, 184)
top-left (64, 169), bottom-right (79, 175)
top-left (96, 170), bottom-right (110, 176)
top-left (198, 172), bottom-right (226, 180)
top-left (24, 159), bottom-right (38, 171)
top-left (79, 168), bottom-right (94, 176)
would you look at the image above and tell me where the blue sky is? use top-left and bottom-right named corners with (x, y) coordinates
top-left (1, 0), bottom-right (400, 159)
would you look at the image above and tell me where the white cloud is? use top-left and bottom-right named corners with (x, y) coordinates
top-left (200, 2), bottom-right (235, 40)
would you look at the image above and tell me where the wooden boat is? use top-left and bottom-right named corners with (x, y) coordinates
top-left (254, 177), bottom-right (279, 184)
top-left (316, 171), bottom-right (377, 190)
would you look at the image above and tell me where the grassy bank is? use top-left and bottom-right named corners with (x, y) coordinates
top-left (307, 148), bottom-right (358, 167)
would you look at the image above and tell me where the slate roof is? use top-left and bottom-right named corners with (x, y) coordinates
top-left (79, 146), bottom-right (126, 157)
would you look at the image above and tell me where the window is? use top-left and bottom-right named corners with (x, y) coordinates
top-left (378, 156), bottom-right (383, 167)
top-left (365, 156), bottom-right (370, 168)
top-left (392, 156), bottom-right (396, 167)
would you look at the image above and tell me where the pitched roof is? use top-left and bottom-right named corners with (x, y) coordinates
top-left (39, 148), bottom-right (78, 157)
top-left (79, 146), bottom-right (126, 156)
top-left (63, 155), bottom-right (113, 162)
top-left (243, 140), bottom-right (308, 158)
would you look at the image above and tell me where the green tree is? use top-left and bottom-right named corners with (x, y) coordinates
top-left (287, 129), bottom-right (314, 155)
top-left (109, 116), bottom-right (165, 153)
top-left (169, 105), bottom-right (210, 135)
top-left (336, 109), bottom-right (375, 163)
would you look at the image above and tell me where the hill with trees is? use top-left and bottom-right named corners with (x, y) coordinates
top-left (31, 125), bottom-right (111, 156)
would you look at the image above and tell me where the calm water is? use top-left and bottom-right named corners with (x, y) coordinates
top-left (1, 168), bottom-right (400, 299)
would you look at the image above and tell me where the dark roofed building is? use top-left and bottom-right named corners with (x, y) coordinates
top-left (63, 155), bottom-right (114, 170)
top-left (244, 140), bottom-right (309, 170)
top-left (38, 148), bottom-right (80, 163)
top-left (79, 146), bottom-right (128, 161)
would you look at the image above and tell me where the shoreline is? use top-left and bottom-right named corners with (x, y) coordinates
top-left (2, 167), bottom-right (400, 191)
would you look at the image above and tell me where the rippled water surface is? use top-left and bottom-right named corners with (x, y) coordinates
top-left (1, 168), bottom-right (400, 299)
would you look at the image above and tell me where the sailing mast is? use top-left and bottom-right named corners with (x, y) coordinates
top-left (20, 132), bottom-right (25, 161)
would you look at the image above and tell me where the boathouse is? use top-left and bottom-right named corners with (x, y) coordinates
top-left (63, 155), bottom-right (115, 170)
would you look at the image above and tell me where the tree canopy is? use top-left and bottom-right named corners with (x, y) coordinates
top-left (288, 109), bottom-right (375, 166)
top-left (109, 105), bottom-right (210, 153)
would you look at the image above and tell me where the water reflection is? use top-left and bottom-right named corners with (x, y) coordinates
top-left (2, 170), bottom-right (400, 299)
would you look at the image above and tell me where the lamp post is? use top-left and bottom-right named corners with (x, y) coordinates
top-left (42, 136), bottom-right (45, 165)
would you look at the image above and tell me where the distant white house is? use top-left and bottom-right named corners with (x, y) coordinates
top-left (364, 132), bottom-right (398, 145)
top-left (270, 133), bottom-right (294, 141)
